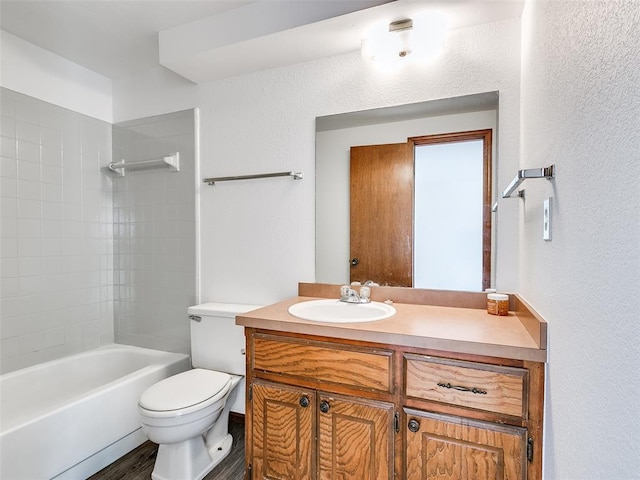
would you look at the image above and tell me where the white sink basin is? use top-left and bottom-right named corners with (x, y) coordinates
top-left (288, 299), bottom-right (396, 323)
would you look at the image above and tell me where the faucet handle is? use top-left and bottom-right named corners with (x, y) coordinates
top-left (359, 286), bottom-right (371, 302)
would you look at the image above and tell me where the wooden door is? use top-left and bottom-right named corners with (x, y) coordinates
top-left (251, 381), bottom-right (315, 480)
top-left (405, 409), bottom-right (527, 480)
top-left (350, 143), bottom-right (413, 286)
top-left (318, 393), bottom-right (395, 480)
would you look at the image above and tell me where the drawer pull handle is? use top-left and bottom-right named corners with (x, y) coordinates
top-left (437, 382), bottom-right (487, 395)
top-left (408, 419), bottom-right (420, 433)
top-left (299, 396), bottom-right (310, 408)
top-left (319, 401), bottom-right (330, 413)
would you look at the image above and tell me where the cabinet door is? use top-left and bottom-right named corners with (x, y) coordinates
top-left (251, 381), bottom-right (315, 480)
top-left (318, 393), bottom-right (395, 480)
top-left (405, 409), bottom-right (527, 480)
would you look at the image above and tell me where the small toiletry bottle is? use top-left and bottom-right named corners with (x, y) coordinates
top-left (487, 293), bottom-right (509, 316)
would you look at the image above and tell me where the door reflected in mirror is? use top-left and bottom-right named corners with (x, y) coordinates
top-left (412, 130), bottom-right (491, 291)
top-left (348, 130), bottom-right (491, 290)
top-left (316, 93), bottom-right (498, 291)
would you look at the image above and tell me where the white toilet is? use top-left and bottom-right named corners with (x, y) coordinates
top-left (138, 303), bottom-right (259, 480)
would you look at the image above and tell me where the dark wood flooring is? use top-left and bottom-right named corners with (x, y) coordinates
top-left (90, 415), bottom-right (245, 480)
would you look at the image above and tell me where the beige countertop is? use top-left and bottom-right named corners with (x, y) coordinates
top-left (237, 296), bottom-right (547, 363)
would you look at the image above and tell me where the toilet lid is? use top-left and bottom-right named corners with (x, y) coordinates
top-left (139, 369), bottom-right (232, 412)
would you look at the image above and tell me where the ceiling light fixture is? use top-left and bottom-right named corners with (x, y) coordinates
top-left (362, 12), bottom-right (449, 67)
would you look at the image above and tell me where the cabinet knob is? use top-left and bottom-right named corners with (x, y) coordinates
top-left (351, 257), bottom-right (360, 266)
top-left (319, 401), bottom-right (330, 413)
top-left (299, 396), bottom-right (310, 408)
top-left (408, 419), bottom-right (420, 433)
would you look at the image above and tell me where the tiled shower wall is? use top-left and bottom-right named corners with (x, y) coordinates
top-left (112, 110), bottom-right (196, 354)
top-left (0, 88), bottom-right (114, 374)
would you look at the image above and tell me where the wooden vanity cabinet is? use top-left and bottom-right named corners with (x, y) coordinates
top-left (247, 332), bottom-right (396, 480)
top-left (402, 353), bottom-right (544, 480)
top-left (250, 380), bottom-right (395, 480)
top-left (244, 329), bottom-right (544, 480)
top-left (404, 409), bottom-right (527, 480)
top-left (251, 381), bottom-right (315, 480)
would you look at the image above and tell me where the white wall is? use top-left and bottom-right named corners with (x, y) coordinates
top-left (520, 1), bottom-right (640, 477)
top-left (114, 17), bottom-right (522, 306)
top-left (0, 31), bottom-right (112, 123)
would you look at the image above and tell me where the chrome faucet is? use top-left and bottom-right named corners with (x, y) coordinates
top-left (339, 285), bottom-right (371, 304)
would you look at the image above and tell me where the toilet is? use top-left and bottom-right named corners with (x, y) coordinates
top-left (138, 303), bottom-right (260, 480)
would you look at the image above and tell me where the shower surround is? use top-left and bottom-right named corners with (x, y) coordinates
top-left (112, 109), bottom-right (197, 354)
top-left (0, 88), bottom-right (114, 373)
top-left (1, 89), bottom-right (197, 373)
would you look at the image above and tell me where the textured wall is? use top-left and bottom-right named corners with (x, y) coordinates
top-left (0, 88), bottom-right (114, 373)
top-left (520, 2), bottom-right (640, 477)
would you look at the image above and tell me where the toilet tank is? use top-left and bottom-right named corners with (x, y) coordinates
top-left (187, 303), bottom-right (261, 375)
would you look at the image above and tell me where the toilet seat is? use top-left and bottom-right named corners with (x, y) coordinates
top-left (139, 369), bottom-right (232, 418)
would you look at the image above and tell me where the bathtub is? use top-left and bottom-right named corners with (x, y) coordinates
top-left (0, 344), bottom-right (190, 480)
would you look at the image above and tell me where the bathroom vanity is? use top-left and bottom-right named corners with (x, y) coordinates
top-left (237, 283), bottom-right (547, 480)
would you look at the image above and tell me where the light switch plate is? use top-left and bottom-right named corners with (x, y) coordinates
top-left (543, 197), bottom-right (551, 241)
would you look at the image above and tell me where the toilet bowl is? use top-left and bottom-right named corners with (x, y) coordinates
top-left (137, 303), bottom-right (260, 480)
top-left (138, 369), bottom-right (242, 480)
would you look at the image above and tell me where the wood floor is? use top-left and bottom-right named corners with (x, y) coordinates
top-left (90, 415), bottom-right (245, 480)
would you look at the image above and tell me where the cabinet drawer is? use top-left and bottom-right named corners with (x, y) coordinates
top-left (405, 354), bottom-right (528, 418)
top-left (252, 333), bottom-right (393, 393)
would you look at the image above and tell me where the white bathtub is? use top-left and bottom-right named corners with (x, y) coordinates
top-left (0, 344), bottom-right (190, 480)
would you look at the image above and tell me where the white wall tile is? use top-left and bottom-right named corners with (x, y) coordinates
top-left (16, 140), bottom-right (39, 162)
top-left (1, 197), bottom-right (17, 217)
top-left (0, 136), bottom-right (17, 158)
top-left (42, 201), bottom-right (64, 220)
top-left (113, 110), bottom-right (195, 354)
top-left (16, 121), bottom-right (40, 144)
top-left (0, 257), bottom-right (18, 278)
top-left (1, 217), bottom-right (17, 237)
top-left (0, 155), bottom-right (17, 178)
top-left (17, 237), bottom-right (41, 257)
top-left (1, 336), bottom-right (20, 358)
top-left (16, 198), bottom-right (41, 219)
top-left (0, 117), bottom-right (16, 138)
top-left (41, 182), bottom-right (63, 202)
top-left (1, 237), bottom-right (17, 258)
top-left (0, 88), bottom-right (113, 372)
top-left (41, 163), bottom-right (62, 185)
top-left (41, 145), bottom-right (62, 165)
top-left (16, 160), bottom-right (40, 182)
top-left (17, 179), bottom-right (41, 200)
top-left (40, 126), bottom-right (62, 147)
top-left (18, 257), bottom-right (41, 276)
top-left (1, 176), bottom-right (17, 197)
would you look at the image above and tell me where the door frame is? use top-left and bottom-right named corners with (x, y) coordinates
top-left (409, 129), bottom-right (493, 291)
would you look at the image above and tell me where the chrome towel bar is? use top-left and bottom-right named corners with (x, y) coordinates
top-left (203, 170), bottom-right (303, 186)
top-left (502, 164), bottom-right (555, 199)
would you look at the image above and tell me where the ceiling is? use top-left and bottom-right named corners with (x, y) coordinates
top-left (0, 0), bottom-right (524, 83)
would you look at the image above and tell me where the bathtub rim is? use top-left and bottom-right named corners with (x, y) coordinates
top-left (0, 343), bottom-right (190, 437)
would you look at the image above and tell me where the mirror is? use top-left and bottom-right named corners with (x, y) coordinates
top-left (315, 92), bottom-right (499, 291)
